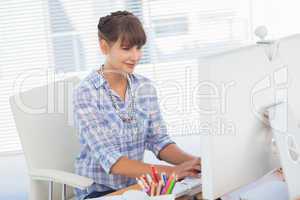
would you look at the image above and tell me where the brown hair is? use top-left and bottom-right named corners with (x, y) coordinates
top-left (98, 11), bottom-right (146, 48)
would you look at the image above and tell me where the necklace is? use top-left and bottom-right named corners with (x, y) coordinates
top-left (99, 65), bottom-right (139, 137)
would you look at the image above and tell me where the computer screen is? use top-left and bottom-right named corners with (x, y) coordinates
top-left (199, 44), bottom-right (282, 199)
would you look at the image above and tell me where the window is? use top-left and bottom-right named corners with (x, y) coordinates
top-left (152, 16), bottom-right (189, 37)
top-left (0, 0), bottom-right (252, 153)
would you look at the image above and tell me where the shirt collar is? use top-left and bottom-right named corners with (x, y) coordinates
top-left (89, 69), bottom-right (137, 90)
top-left (89, 69), bottom-right (106, 90)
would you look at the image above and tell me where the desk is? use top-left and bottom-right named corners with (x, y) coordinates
top-left (107, 184), bottom-right (203, 200)
top-left (106, 169), bottom-right (285, 200)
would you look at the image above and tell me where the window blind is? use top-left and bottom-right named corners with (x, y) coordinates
top-left (0, 0), bottom-right (252, 154)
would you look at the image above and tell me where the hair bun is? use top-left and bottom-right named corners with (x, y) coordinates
top-left (98, 15), bottom-right (111, 29)
top-left (98, 11), bottom-right (133, 31)
top-left (111, 10), bottom-right (133, 17)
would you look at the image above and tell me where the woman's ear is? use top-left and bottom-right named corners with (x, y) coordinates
top-left (99, 39), bottom-right (109, 55)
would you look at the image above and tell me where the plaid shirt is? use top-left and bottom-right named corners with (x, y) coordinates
top-left (73, 70), bottom-right (174, 200)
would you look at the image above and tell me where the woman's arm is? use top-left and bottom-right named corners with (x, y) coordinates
top-left (110, 156), bottom-right (175, 178)
top-left (110, 155), bottom-right (200, 180)
top-left (158, 143), bottom-right (199, 165)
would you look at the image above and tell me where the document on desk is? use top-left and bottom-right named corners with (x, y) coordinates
top-left (221, 168), bottom-right (287, 200)
top-left (239, 181), bottom-right (288, 200)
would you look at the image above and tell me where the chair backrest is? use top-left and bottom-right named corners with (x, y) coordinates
top-left (268, 102), bottom-right (300, 199)
top-left (10, 76), bottom-right (81, 200)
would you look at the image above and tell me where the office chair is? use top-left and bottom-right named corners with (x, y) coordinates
top-left (9, 76), bottom-right (93, 200)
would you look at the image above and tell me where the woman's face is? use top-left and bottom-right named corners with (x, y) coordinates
top-left (101, 38), bottom-right (143, 74)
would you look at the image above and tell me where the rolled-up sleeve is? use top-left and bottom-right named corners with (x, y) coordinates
top-left (145, 86), bottom-right (175, 159)
top-left (73, 88), bottom-right (123, 174)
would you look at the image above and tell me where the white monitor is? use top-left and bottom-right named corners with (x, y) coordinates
top-left (267, 34), bottom-right (300, 199)
top-left (199, 44), bottom-right (282, 199)
top-left (278, 34), bottom-right (300, 123)
top-left (267, 102), bottom-right (300, 199)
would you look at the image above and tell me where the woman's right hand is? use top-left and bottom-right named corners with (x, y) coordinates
top-left (173, 158), bottom-right (201, 180)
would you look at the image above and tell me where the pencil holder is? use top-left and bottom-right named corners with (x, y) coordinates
top-left (150, 194), bottom-right (175, 200)
top-left (122, 190), bottom-right (175, 200)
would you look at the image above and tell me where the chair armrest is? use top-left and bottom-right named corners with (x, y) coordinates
top-left (29, 169), bottom-right (93, 190)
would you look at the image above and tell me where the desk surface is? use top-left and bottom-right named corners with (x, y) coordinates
top-left (107, 184), bottom-right (202, 200)
top-left (107, 184), bottom-right (141, 196)
top-left (106, 169), bottom-right (284, 200)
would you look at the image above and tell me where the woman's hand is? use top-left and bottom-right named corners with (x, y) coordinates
top-left (174, 158), bottom-right (201, 180)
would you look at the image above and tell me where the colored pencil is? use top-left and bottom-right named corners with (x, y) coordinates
top-left (136, 178), bottom-right (148, 193)
top-left (161, 173), bottom-right (175, 194)
top-left (156, 180), bottom-right (163, 196)
top-left (167, 176), bottom-right (176, 194)
top-left (151, 165), bottom-right (160, 183)
top-left (150, 181), bottom-right (156, 196)
top-left (162, 172), bottom-right (167, 186)
top-left (146, 174), bottom-right (153, 185)
top-left (141, 174), bottom-right (149, 186)
top-left (140, 175), bottom-right (150, 190)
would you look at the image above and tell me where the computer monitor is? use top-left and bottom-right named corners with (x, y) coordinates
top-left (267, 34), bottom-right (300, 199)
top-left (199, 44), bottom-right (282, 199)
top-left (267, 102), bottom-right (300, 199)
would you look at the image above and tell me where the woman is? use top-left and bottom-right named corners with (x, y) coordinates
top-left (73, 10), bottom-right (201, 200)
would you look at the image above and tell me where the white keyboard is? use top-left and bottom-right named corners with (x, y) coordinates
top-left (173, 177), bottom-right (202, 198)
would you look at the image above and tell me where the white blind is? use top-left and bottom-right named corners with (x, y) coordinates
top-left (0, 0), bottom-right (252, 154)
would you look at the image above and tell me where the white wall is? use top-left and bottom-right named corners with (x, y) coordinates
top-left (252, 0), bottom-right (300, 38)
top-left (0, 154), bottom-right (28, 199)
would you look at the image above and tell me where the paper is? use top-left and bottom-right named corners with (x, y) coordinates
top-left (239, 181), bottom-right (288, 200)
top-left (221, 168), bottom-right (286, 200)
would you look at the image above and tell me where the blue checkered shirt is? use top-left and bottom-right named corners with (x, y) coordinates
top-left (73, 70), bottom-right (174, 200)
